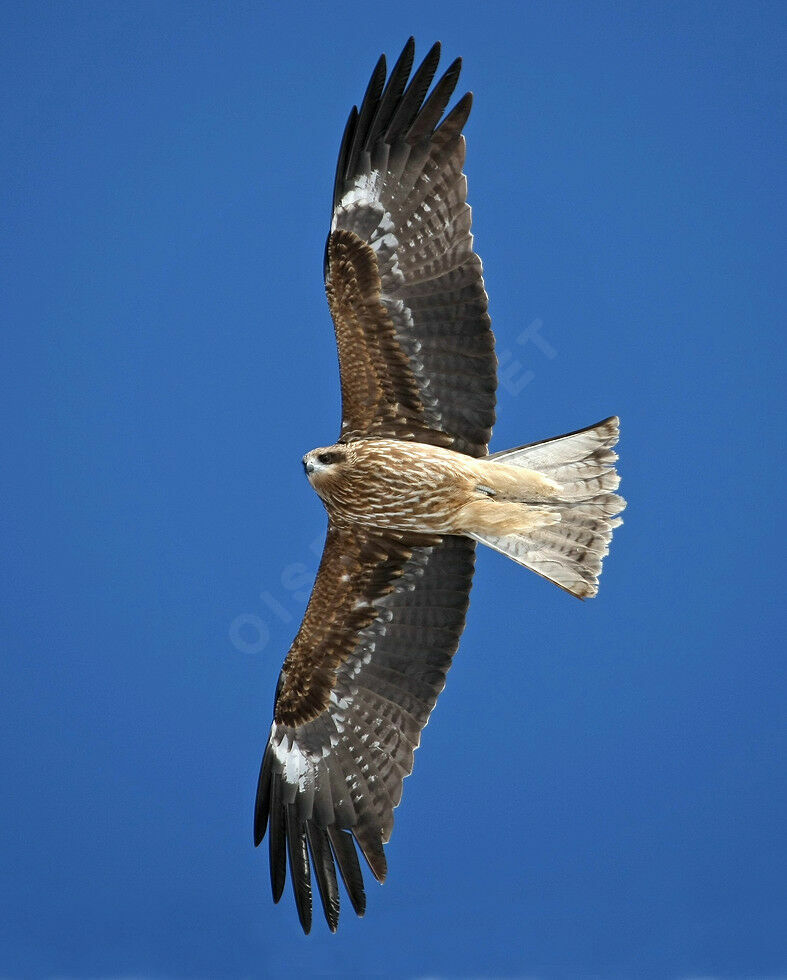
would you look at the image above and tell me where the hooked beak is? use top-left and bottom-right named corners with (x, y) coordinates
top-left (302, 455), bottom-right (314, 475)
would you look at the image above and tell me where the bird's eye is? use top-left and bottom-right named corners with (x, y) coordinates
top-left (317, 451), bottom-right (343, 466)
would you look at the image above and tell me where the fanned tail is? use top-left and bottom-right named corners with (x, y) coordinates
top-left (472, 417), bottom-right (625, 599)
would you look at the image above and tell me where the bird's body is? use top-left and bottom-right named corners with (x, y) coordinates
top-left (253, 39), bottom-right (626, 933)
top-left (303, 438), bottom-right (561, 535)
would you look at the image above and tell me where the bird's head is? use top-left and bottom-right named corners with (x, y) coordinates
top-left (302, 444), bottom-right (350, 496)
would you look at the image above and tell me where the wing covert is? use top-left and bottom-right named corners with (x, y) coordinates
top-left (326, 39), bottom-right (497, 458)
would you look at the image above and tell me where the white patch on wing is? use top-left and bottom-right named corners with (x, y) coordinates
top-left (334, 171), bottom-right (382, 217)
top-left (273, 732), bottom-right (310, 786)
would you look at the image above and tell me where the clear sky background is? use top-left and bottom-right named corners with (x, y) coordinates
top-left (2, 2), bottom-right (785, 977)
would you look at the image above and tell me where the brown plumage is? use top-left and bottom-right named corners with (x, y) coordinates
top-left (254, 39), bottom-right (626, 933)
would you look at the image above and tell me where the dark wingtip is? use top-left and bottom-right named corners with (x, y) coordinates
top-left (253, 747), bottom-right (272, 847)
top-left (328, 826), bottom-right (367, 917)
top-left (306, 821), bottom-right (341, 932)
top-left (354, 826), bottom-right (388, 884)
top-left (332, 104), bottom-right (358, 210)
top-left (271, 866), bottom-right (286, 903)
top-left (286, 810), bottom-right (313, 934)
top-left (367, 53), bottom-right (387, 103)
top-left (391, 37), bottom-right (415, 85)
top-left (437, 90), bottom-right (473, 135)
top-left (406, 53), bottom-right (463, 142)
top-left (385, 38), bottom-right (444, 142)
top-left (269, 775), bottom-right (287, 903)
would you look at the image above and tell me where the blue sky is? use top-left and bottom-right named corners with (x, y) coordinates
top-left (2, 2), bottom-right (785, 977)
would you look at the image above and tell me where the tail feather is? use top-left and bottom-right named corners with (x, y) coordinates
top-left (473, 417), bottom-right (625, 599)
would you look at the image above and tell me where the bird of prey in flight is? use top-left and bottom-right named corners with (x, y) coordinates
top-left (254, 38), bottom-right (625, 933)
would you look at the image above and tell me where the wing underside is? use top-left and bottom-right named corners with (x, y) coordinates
top-left (255, 533), bottom-right (475, 932)
top-left (327, 38), bottom-right (497, 458)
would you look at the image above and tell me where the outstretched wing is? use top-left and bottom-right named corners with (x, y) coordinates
top-left (326, 38), bottom-right (497, 458)
top-left (254, 528), bottom-right (475, 932)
